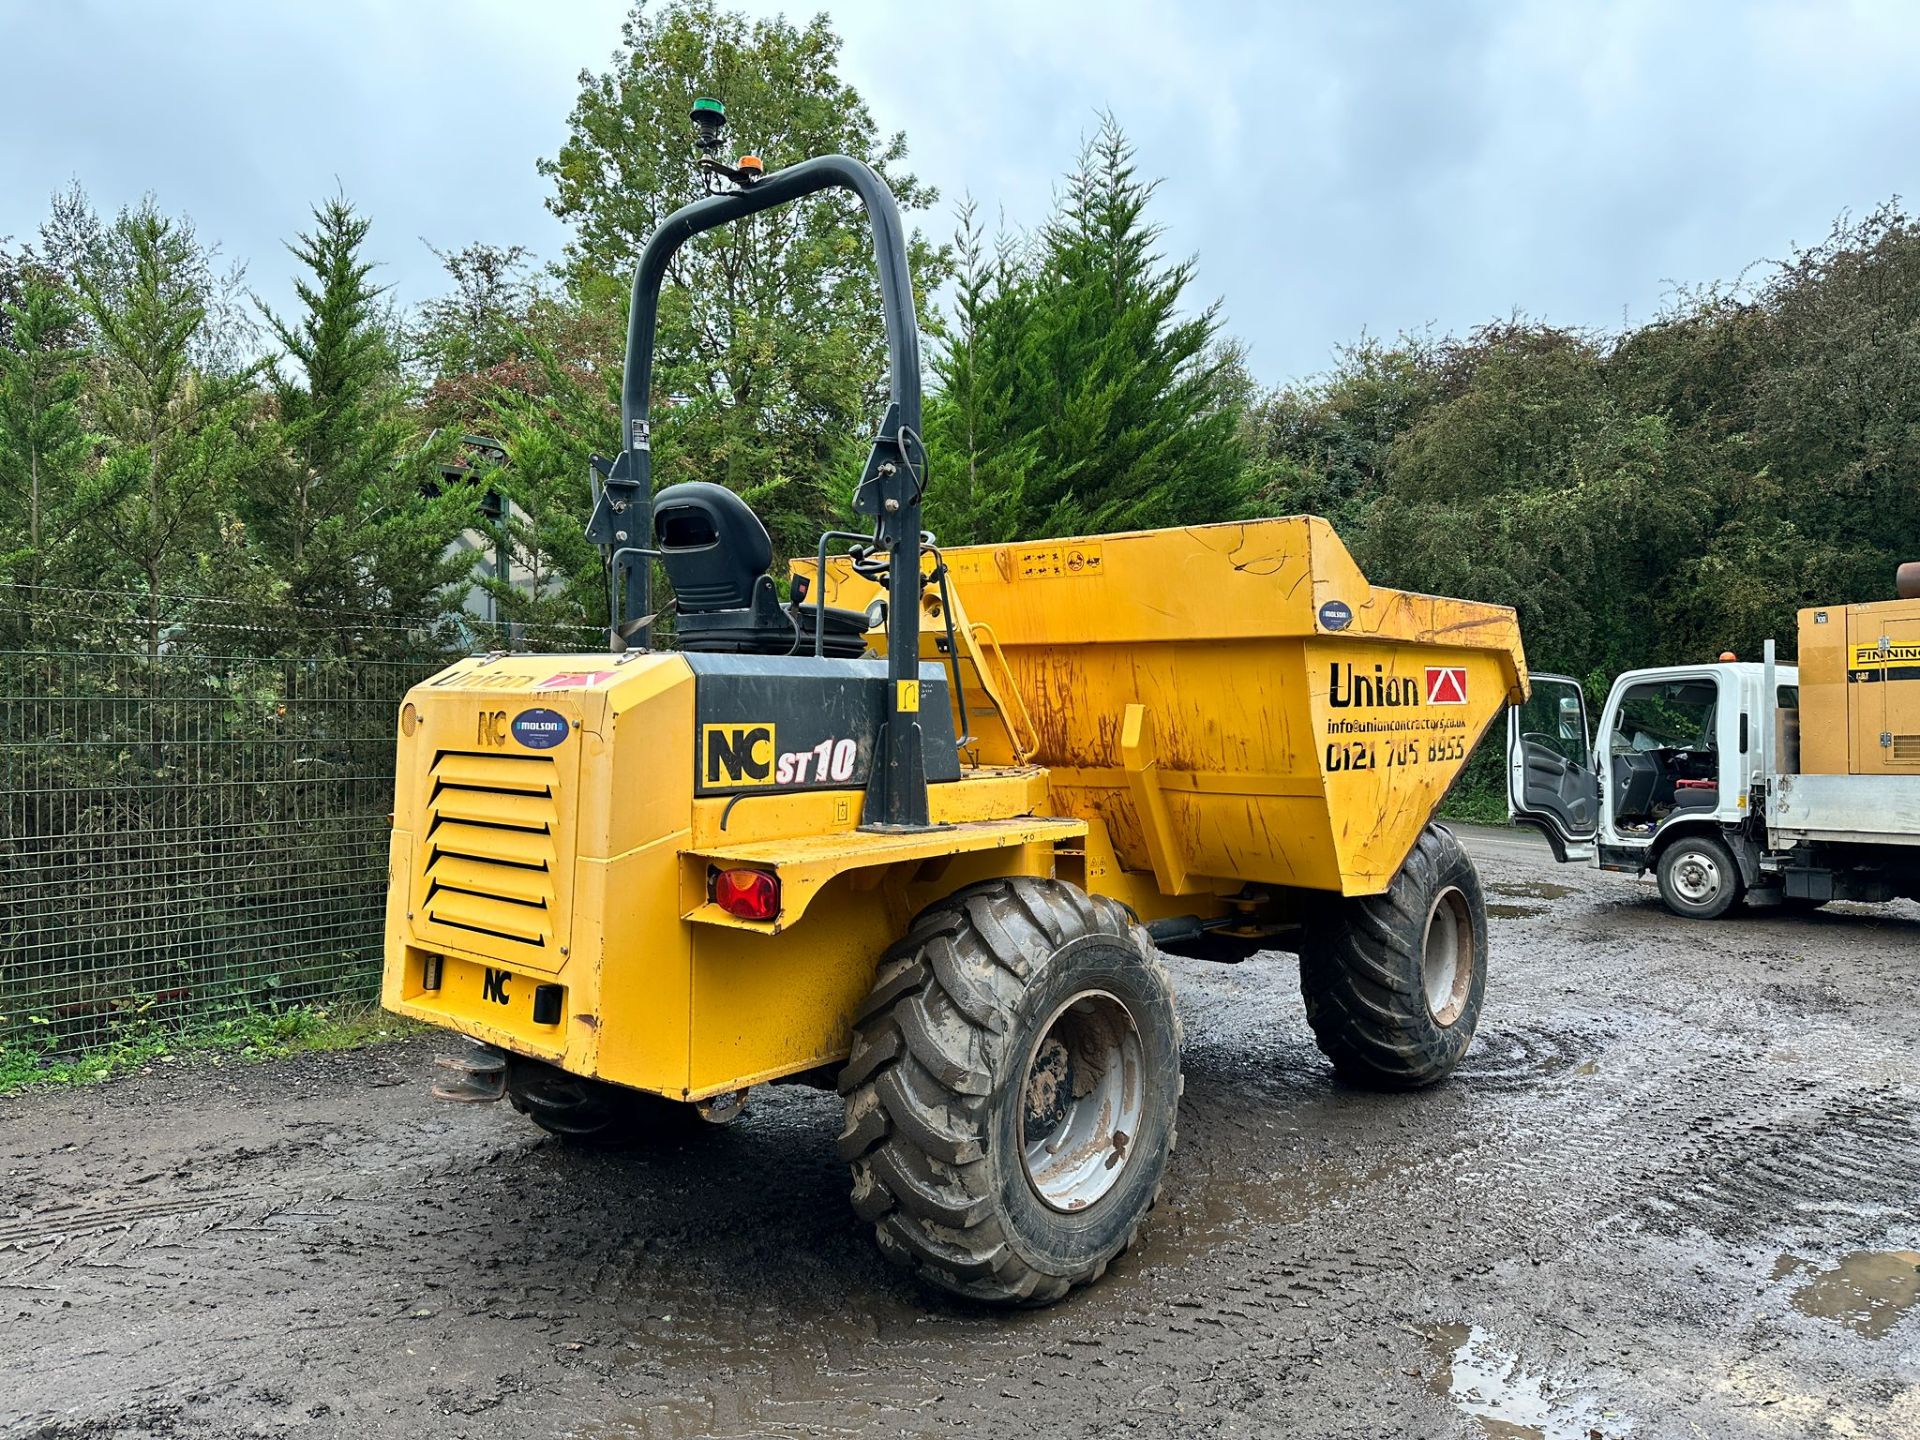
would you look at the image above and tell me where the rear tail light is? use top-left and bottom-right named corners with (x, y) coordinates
top-left (713, 867), bottom-right (780, 921)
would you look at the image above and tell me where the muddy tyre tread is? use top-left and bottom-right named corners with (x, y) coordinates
top-left (838, 877), bottom-right (1181, 1306)
top-left (1299, 823), bottom-right (1487, 1090)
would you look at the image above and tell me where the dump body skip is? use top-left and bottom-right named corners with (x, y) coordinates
top-left (813, 515), bottom-right (1529, 896)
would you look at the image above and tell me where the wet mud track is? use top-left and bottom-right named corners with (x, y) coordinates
top-left (3, 825), bottom-right (1916, 1438)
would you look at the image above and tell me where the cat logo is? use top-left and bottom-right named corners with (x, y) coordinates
top-left (702, 723), bottom-right (777, 787)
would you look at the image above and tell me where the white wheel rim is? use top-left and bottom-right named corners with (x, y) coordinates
top-left (1422, 887), bottom-right (1474, 1027)
top-left (1672, 848), bottom-right (1722, 905)
top-left (1020, 990), bottom-right (1146, 1213)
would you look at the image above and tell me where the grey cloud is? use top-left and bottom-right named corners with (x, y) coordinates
top-left (3, 0), bottom-right (1917, 385)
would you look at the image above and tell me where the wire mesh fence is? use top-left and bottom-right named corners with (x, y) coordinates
top-left (0, 647), bottom-right (446, 1057)
top-left (0, 648), bottom-right (433, 1052)
top-left (0, 561), bottom-right (700, 1065)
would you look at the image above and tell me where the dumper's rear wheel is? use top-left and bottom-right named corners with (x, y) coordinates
top-left (838, 878), bottom-right (1182, 1306)
top-left (1299, 823), bottom-right (1487, 1089)
top-left (505, 1056), bottom-right (709, 1145)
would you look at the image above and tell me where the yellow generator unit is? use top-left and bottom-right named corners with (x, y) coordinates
top-left (383, 104), bottom-right (1528, 1307)
top-left (1795, 566), bottom-right (1920, 775)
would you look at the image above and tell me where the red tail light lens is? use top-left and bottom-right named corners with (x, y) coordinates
top-left (713, 867), bottom-right (780, 921)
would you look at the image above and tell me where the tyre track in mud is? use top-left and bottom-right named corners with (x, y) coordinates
top-left (1436, 889), bottom-right (1920, 1259)
top-left (2, 827), bottom-right (1917, 1438)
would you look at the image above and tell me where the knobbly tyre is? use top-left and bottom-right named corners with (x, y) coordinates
top-left (383, 98), bottom-right (1530, 1306)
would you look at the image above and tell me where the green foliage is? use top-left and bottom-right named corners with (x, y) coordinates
top-left (409, 241), bottom-right (538, 383)
top-left (0, 1001), bottom-right (415, 1096)
top-left (73, 201), bottom-right (264, 657)
top-left (540, 0), bottom-right (950, 562)
top-left (919, 202), bottom-right (1040, 543)
top-left (923, 118), bottom-right (1252, 545)
top-left (249, 197), bottom-right (477, 654)
top-left (1244, 336), bottom-right (1446, 534)
top-left (0, 268), bottom-right (93, 633)
top-left (481, 340), bottom-right (620, 647)
top-left (1744, 204), bottom-right (1920, 603)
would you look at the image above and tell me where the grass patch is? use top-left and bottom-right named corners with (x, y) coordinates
top-left (0, 1002), bottom-right (418, 1097)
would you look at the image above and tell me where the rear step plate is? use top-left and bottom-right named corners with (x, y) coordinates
top-left (432, 1048), bottom-right (507, 1103)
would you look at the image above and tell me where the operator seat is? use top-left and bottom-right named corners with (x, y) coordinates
top-left (652, 482), bottom-right (871, 658)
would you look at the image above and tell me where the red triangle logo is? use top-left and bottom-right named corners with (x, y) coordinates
top-left (1425, 667), bottom-right (1467, 705)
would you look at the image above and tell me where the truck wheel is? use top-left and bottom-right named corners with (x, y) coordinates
top-left (1299, 823), bottom-right (1487, 1089)
top-left (505, 1056), bottom-right (708, 1145)
top-left (838, 877), bottom-right (1182, 1306)
top-left (1656, 833), bottom-right (1743, 919)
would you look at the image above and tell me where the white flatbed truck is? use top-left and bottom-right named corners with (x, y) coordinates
top-left (1509, 616), bottom-right (1920, 919)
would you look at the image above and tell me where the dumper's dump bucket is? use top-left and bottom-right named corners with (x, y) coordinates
top-left (820, 518), bottom-right (1526, 897)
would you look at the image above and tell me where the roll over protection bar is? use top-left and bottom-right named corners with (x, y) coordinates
top-left (586, 153), bottom-right (933, 830)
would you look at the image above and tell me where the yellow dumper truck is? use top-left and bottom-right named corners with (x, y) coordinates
top-left (383, 104), bottom-right (1528, 1304)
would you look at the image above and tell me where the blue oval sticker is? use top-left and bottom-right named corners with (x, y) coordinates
top-left (512, 708), bottom-right (570, 749)
top-left (1318, 599), bottom-right (1354, 631)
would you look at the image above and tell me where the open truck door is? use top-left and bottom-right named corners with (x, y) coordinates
top-left (1508, 674), bottom-right (1598, 861)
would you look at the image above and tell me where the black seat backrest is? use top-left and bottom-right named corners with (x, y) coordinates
top-left (652, 482), bottom-right (772, 612)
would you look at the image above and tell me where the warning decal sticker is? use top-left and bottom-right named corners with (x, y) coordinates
top-left (1424, 667), bottom-right (1468, 705)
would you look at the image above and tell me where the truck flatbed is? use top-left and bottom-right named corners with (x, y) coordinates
top-left (1769, 771), bottom-right (1920, 849)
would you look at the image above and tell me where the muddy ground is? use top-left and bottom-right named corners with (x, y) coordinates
top-left (3, 825), bottom-right (1916, 1439)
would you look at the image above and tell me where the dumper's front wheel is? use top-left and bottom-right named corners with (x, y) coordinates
top-left (838, 878), bottom-right (1182, 1306)
top-left (1299, 823), bottom-right (1487, 1089)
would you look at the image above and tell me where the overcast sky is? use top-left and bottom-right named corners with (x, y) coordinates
top-left (4, 1), bottom-right (1918, 386)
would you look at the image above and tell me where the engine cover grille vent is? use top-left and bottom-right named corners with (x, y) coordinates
top-left (419, 750), bottom-right (558, 950)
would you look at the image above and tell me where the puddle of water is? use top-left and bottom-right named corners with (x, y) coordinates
top-left (1488, 881), bottom-right (1575, 901)
top-left (1486, 902), bottom-right (1546, 920)
top-left (1426, 1323), bottom-right (1629, 1439)
top-left (1783, 1249), bottom-right (1920, 1339)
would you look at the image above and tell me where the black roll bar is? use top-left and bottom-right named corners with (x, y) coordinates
top-left (585, 153), bottom-right (933, 830)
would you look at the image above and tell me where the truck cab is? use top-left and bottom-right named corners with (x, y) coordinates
top-left (1509, 662), bottom-right (1798, 917)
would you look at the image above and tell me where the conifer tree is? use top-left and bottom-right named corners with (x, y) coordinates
top-left (253, 197), bottom-right (476, 653)
top-left (77, 202), bottom-right (259, 659)
top-left (480, 344), bottom-right (612, 649)
top-left (923, 118), bottom-right (1251, 544)
top-left (921, 203), bottom-right (1039, 545)
top-left (0, 270), bottom-right (92, 637)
